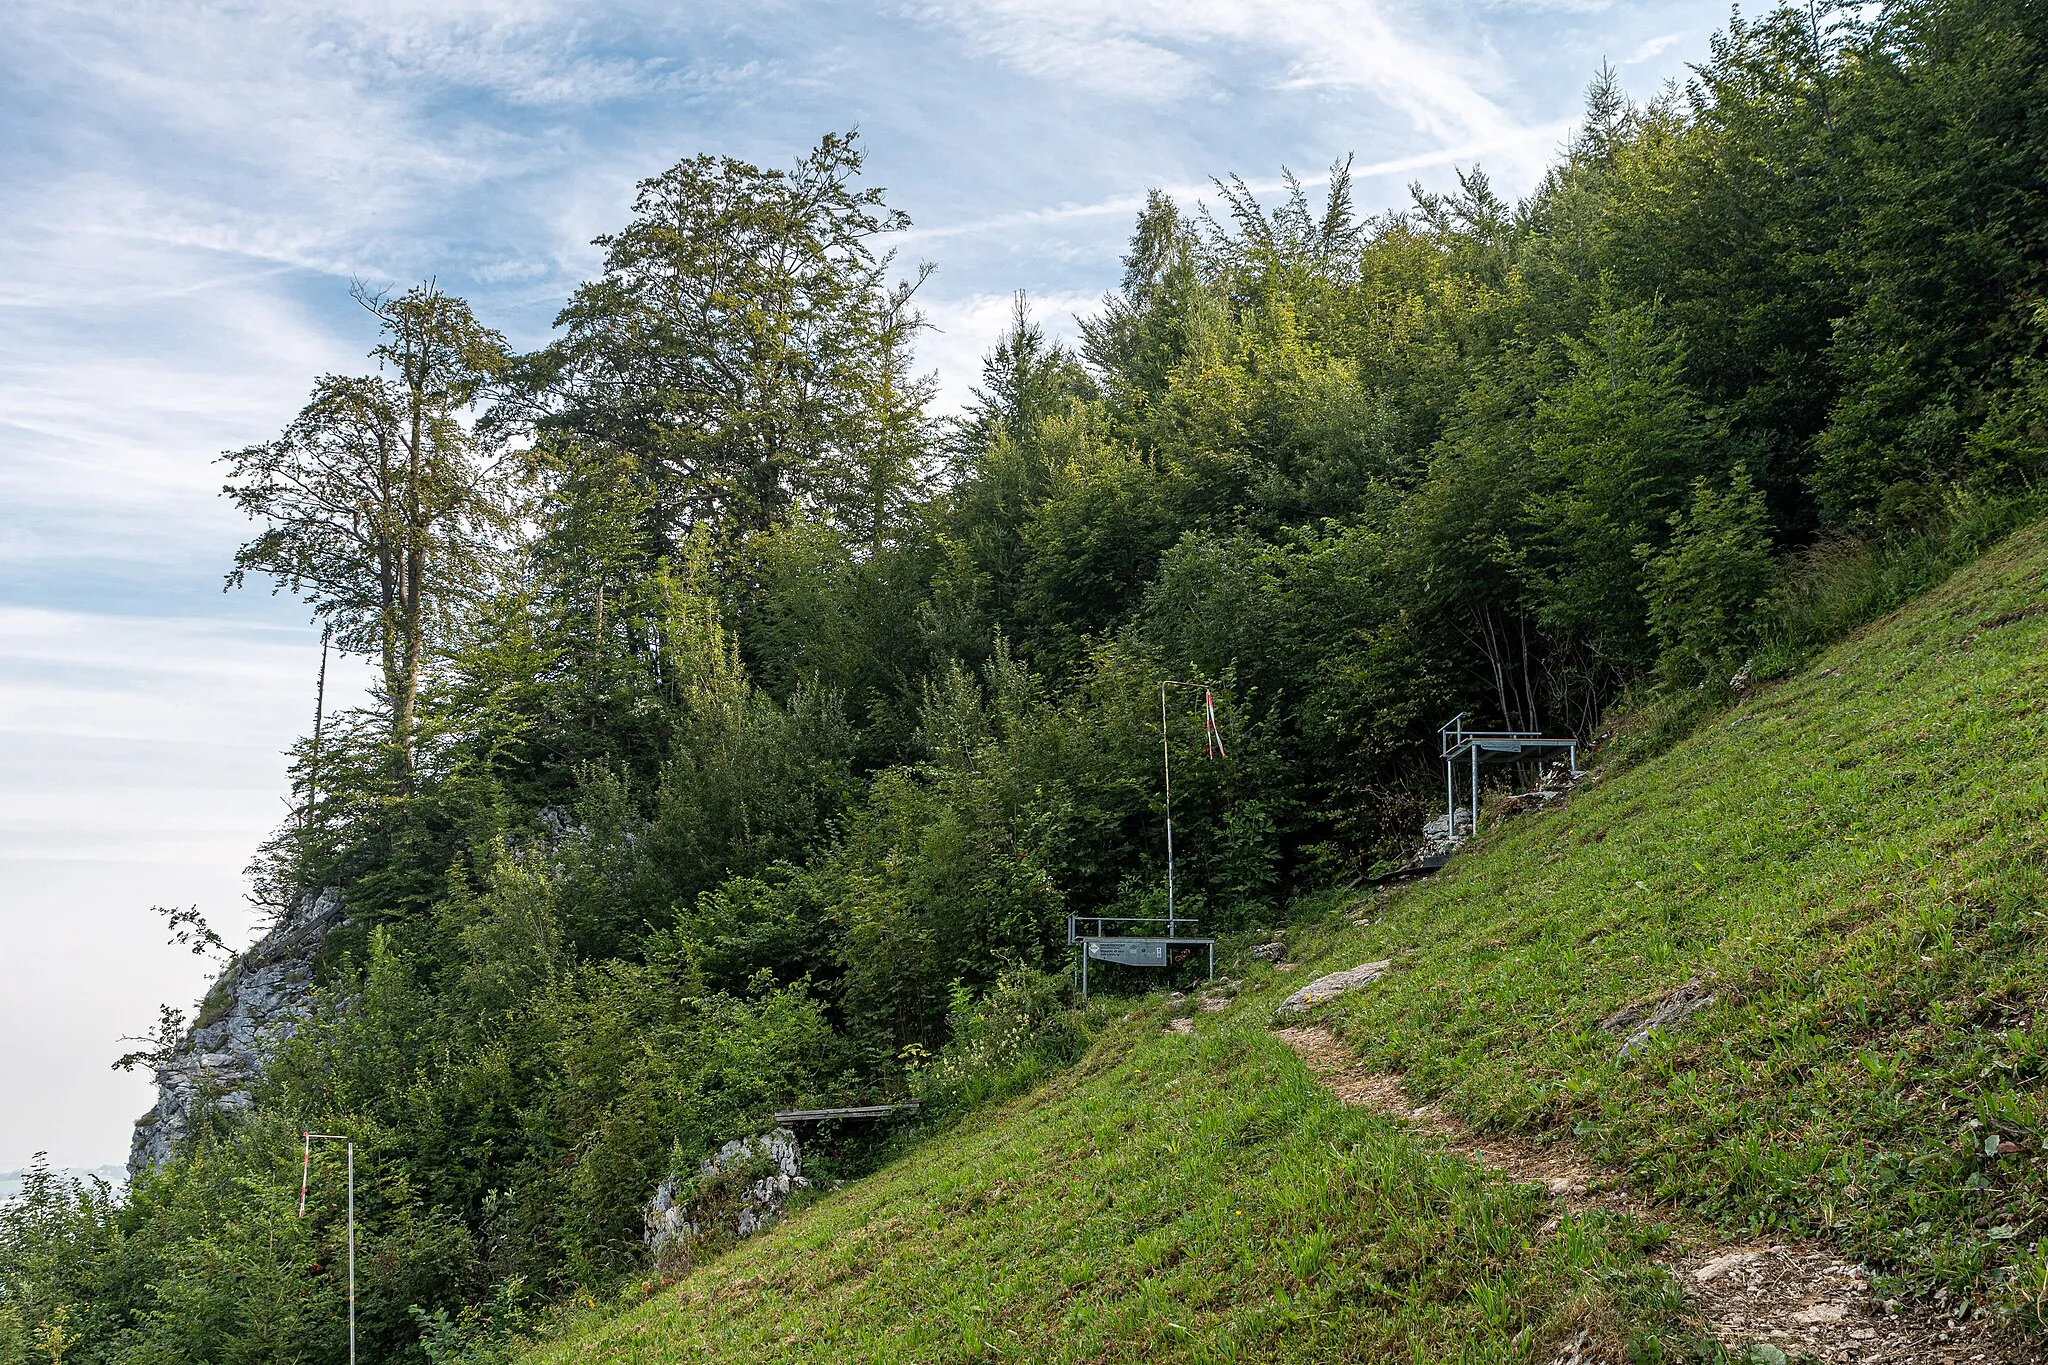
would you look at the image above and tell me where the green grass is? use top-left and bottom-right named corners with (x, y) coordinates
top-left (526, 1004), bottom-right (1692, 1363)
top-left (529, 520), bottom-right (2048, 1358)
top-left (1316, 518), bottom-right (2048, 1321)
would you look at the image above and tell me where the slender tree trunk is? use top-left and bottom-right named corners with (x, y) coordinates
top-left (305, 624), bottom-right (329, 833)
top-left (1518, 613), bottom-right (1540, 733)
top-left (396, 367), bottom-right (428, 784)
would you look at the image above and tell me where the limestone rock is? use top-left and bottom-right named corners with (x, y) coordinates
top-left (128, 888), bottom-right (346, 1176)
top-left (646, 1128), bottom-right (807, 1258)
top-left (1273, 960), bottom-right (1393, 1018)
top-left (1418, 809), bottom-right (1472, 859)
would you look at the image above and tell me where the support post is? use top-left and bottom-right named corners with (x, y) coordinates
top-left (301, 1133), bottom-right (356, 1365)
top-left (1470, 744), bottom-right (1480, 835)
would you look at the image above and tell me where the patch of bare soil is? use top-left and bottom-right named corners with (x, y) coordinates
top-left (1274, 1025), bottom-right (2043, 1365)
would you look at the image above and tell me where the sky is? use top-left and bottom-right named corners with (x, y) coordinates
top-left (0, 0), bottom-right (1713, 1172)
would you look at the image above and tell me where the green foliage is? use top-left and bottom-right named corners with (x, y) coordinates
top-left (0, 1161), bottom-right (120, 1365)
top-left (526, 131), bottom-right (934, 549)
top-left (908, 967), bottom-right (1089, 1121)
top-left (410, 1277), bottom-right (531, 1365)
top-left (1640, 467), bottom-right (1780, 684)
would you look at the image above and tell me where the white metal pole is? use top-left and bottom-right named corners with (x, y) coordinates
top-left (302, 1134), bottom-right (356, 1365)
top-left (347, 1141), bottom-right (355, 1365)
top-left (1161, 683), bottom-right (1175, 937)
top-left (1470, 745), bottom-right (1479, 836)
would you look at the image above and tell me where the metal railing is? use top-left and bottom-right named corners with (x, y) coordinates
top-left (1066, 912), bottom-right (1204, 944)
top-left (1438, 711), bottom-right (1549, 758)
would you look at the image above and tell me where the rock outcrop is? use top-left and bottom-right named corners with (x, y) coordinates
top-left (1418, 808), bottom-right (1473, 861)
top-left (646, 1128), bottom-right (806, 1260)
top-left (127, 888), bottom-right (345, 1177)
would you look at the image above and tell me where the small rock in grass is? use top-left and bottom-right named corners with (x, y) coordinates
top-left (1250, 941), bottom-right (1285, 963)
top-left (1272, 960), bottom-right (1393, 1018)
top-left (1601, 976), bottom-right (1717, 1059)
top-left (1693, 1250), bottom-right (1762, 1283)
top-left (1791, 1302), bottom-right (1848, 1324)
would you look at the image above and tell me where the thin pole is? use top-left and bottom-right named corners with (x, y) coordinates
top-left (346, 1142), bottom-right (355, 1365)
top-left (1470, 745), bottom-right (1480, 835)
top-left (1161, 683), bottom-right (1175, 937)
top-left (301, 1133), bottom-right (355, 1365)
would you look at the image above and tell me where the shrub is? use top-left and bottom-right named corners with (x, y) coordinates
top-left (1638, 467), bottom-right (1779, 686)
top-left (909, 967), bottom-right (1088, 1121)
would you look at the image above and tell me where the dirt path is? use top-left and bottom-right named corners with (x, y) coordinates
top-left (1273, 1025), bottom-right (2041, 1365)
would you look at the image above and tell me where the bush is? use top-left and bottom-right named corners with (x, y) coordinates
top-left (1753, 484), bottom-right (2043, 679)
top-left (1638, 467), bottom-right (1779, 686)
top-left (909, 967), bottom-right (1089, 1121)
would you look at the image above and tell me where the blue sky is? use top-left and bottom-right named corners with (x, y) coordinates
top-left (0, 0), bottom-right (1711, 1170)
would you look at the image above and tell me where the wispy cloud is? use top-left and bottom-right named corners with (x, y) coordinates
top-left (910, 0), bottom-right (1523, 145)
top-left (901, 123), bottom-right (1572, 251)
top-left (1628, 32), bottom-right (1684, 63)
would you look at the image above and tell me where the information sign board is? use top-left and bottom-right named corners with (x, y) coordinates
top-left (1087, 939), bottom-right (1168, 967)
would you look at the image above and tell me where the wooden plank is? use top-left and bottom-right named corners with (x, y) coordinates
top-left (771, 1103), bottom-right (921, 1123)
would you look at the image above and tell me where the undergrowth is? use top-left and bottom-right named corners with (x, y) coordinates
top-left (1598, 487), bottom-right (2042, 775)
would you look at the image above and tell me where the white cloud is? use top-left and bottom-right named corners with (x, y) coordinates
top-left (911, 0), bottom-right (1522, 145)
top-left (1628, 31), bottom-right (1683, 63)
top-left (916, 288), bottom-right (1102, 412)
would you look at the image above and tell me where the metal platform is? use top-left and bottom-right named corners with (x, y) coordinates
top-left (1069, 914), bottom-right (1214, 998)
top-left (1440, 713), bottom-right (1578, 834)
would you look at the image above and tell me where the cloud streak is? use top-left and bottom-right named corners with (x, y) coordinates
top-left (911, 0), bottom-right (1522, 144)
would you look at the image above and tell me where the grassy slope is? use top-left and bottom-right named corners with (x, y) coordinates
top-left (527, 1012), bottom-right (1687, 1363)
top-left (1321, 518), bottom-right (2048, 1311)
top-left (530, 521), bottom-right (2048, 1360)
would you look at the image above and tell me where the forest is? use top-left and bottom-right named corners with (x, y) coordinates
top-left (7, 0), bottom-right (2048, 1358)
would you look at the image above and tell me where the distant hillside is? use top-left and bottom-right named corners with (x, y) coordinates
top-left (0, 1166), bottom-right (125, 1201)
